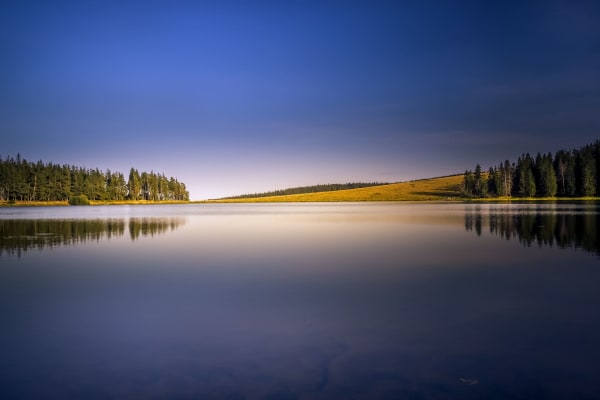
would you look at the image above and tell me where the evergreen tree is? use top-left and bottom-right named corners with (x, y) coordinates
top-left (128, 168), bottom-right (141, 200)
top-left (538, 153), bottom-right (557, 197)
top-left (525, 169), bottom-right (536, 197)
top-left (500, 160), bottom-right (513, 197)
top-left (473, 164), bottom-right (485, 197)
top-left (576, 146), bottom-right (596, 196)
top-left (554, 150), bottom-right (574, 196)
top-left (595, 140), bottom-right (600, 195)
top-left (462, 170), bottom-right (475, 197)
top-left (462, 141), bottom-right (599, 199)
top-left (0, 156), bottom-right (190, 202)
top-left (487, 166), bottom-right (497, 196)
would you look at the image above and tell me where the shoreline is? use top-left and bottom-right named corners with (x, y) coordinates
top-left (0, 200), bottom-right (190, 207)
top-left (5, 199), bottom-right (599, 208)
top-left (202, 197), bottom-right (600, 204)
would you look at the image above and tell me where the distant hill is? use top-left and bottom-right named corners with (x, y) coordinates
top-left (211, 175), bottom-right (463, 202)
top-left (220, 182), bottom-right (388, 200)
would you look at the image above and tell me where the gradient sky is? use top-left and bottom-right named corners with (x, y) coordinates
top-left (1, 1), bottom-right (599, 199)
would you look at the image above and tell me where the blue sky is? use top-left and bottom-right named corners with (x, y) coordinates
top-left (1, 1), bottom-right (599, 199)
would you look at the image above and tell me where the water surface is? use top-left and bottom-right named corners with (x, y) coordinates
top-left (1, 203), bottom-right (599, 399)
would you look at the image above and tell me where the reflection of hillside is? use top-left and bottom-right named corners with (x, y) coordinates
top-left (0, 218), bottom-right (184, 257)
top-left (465, 209), bottom-right (600, 256)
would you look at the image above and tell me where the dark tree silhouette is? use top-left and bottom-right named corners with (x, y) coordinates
top-left (462, 140), bottom-right (599, 198)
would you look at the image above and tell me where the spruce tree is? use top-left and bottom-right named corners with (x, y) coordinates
top-left (539, 154), bottom-right (557, 197)
top-left (128, 168), bottom-right (141, 200)
top-left (525, 169), bottom-right (536, 197)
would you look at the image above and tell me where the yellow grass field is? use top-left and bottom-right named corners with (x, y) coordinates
top-left (212, 175), bottom-right (464, 202)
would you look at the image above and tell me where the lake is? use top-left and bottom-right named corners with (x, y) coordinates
top-left (1, 203), bottom-right (599, 399)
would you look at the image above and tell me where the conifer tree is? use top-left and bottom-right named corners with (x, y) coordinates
top-left (539, 154), bottom-right (557, 197)
top-left (128, 168), bottom-right (141, 200)
top-left (462, 140), bottom-right (599, 199)
top-left (0, 156), bottom-right (190, 202)
top-left (525, 169), bottom-right (536, 197)
top-left (487, 166), bottom-right (497, 196)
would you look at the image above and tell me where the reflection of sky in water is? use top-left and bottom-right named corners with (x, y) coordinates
top-left (1, 203), bottom-right (599, 399)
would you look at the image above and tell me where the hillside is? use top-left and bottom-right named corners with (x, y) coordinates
top-left (221, 182), bottom-right (388, 199)
top-left (212, 175), bottom-right (463, 202)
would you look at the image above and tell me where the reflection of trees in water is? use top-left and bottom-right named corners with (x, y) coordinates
top-left (0, 218), bottom-right (184, 257)
top-left (128, 218), bottom-right (183, 241)
top-left (465, 208), bottom-right (600, 256)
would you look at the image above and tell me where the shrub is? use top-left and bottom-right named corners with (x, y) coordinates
top-left (69, 195), bottom-right (90, 205)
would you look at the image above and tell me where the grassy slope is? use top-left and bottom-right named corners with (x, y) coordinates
top-left (211, 175), bottom-right (464, 202)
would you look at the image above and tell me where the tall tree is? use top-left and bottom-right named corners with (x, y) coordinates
top-left (462, 141), bottom-right (600, 199)
top-left (462, 170), bottom-right (475, 197)
top-left (524, 169), bottom-right (536, 197)
top-left (500, 160), bottom-right (513, 197)
top-left (487, 166), bottom-right (497, 196)
top-left (538, 153), bottom-right (557, 197)
top-left (0, 157), bottom-right (190, 202)
top-left (128, 168), bottom-right (141, 200)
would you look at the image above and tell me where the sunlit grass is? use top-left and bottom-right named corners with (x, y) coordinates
top-left (0, 200), bottom-right (69, 207)
top-left (209, 175), bottom-right (464, 202)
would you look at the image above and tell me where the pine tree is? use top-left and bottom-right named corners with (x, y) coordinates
top-left (525, 169), bottom-right (536, 197)
top-left (128, 168), bottom-right (141, 200)
top-left (576, 146), bottom-right (596, 196)
top-left (462, 170), bottom-right (475, 197)
top-left (487, 167), bottom-right (497, 196)
top-left (501, 160), bottom-right (512, 197)
top-left (539, 154), bottom-right (557, 197)
top-left (0, 157), bottom-right (190, 203)
top-left (473, 164), bottom-right (484, 196)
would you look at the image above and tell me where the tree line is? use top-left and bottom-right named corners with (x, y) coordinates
top-left (0, 154), bottom-right (189, 202)
top-left (222, 182), bottom-right (388, 199)
top-left (462, 140), bottom-right (600, 198)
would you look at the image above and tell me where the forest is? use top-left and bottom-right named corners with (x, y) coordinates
top-left (462, 140), bottom-right (600, 198)
top-left (0, 155), bottom-right (189, 202)
top-left (222, 182), bottom-right (388, 199)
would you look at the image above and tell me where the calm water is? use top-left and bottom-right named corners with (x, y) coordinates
top-left (1, 203), bottom-right (599, 399)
